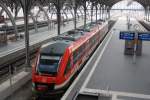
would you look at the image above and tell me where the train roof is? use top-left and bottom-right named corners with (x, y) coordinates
top-left (41, 41), bottom-right (71, 56)
top-left (40, 23), bottom-right (100, 56)
top-left (56, 23), bottom-right (98, 41)
top-left (58, 30), bottom-right (86, 41)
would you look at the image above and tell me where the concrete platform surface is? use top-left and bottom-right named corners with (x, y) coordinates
top-left (80, 17), bottom-right (150, 100)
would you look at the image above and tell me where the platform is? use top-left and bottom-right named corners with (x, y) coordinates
top-left (62, 17), bottom-right (150, 100)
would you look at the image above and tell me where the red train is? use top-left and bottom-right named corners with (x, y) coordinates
top-left (32, 22), bottom-right (108, 96)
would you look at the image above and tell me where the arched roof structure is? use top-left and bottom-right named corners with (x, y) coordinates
top-left (0, 0), bottom-right (150, 10)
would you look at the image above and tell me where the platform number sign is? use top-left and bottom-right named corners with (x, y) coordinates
top-left (120, 31), bottom-right (135, 40)
top-left (138, 33), bottom-right (150, 41)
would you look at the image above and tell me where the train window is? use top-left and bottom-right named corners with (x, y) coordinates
top-left (73, 50), bottom-right (78, 64)
top-left (64, 57), bottom-right (71, 74)
top-left (73, 42), bottom-right (88, 65)
top-left (38, 55), bottom-right (61, 75)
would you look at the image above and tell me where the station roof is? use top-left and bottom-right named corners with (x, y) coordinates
top-left (1, 0), bottom-right (150, 10)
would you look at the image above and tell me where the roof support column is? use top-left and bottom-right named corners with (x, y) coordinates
top-left (38, 5), bottom-right (51, 30)
top-left (104, 5), bottom-right (107, 21)
top-left (96, 5), bottom-right (98, 23)
top-left (91, 3), bottom-right (93, 23)
top-left (50, 9), bottom-right (56, 19)
top-left (69, 8), bottom-right (74, 19)
top-left (145, 6), bottom-right (148, 21)
top-left (23, 0), bottom-right (31, 70)
top-left (56, 0), bottom-right (61, 35)
top-left (107, 6), bottom-right (110, 19)
top-left (0, 1), bottom-right (18, 38)
top-left (29, 11), bottom-right (38, 32)
top-left (100, 4), bottom-right (104, 21)
top-left (106, 6), bottom-right (109, 20)
top-left (144, 9), bottom-right (146, 20)
top-left (148, 6), bottom-right (150, 22)
top-left (102, 5), bottom-right (104, 20)
top-left (35, 9), bottom-right (40, 21)
top-left (62, 9), bottom-right (69, 24)
top-left (83, 1), bottom-right (87, 28)
top-left (99, 4), bottom-right (102, 20)
top-left (79, 7), bottom-right (84, 19)
top-left (0, 9), bottom-right (4, 16)
top-left (76, 9), bottom-right (80, 19)
top-left (73, 0), bottom-right (77, 30)
top-left (14, 7), bottom-right (21, 19)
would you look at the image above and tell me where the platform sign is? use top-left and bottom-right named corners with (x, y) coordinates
top-left (120, 31), bottom-right (135, 40)
top-left (138, 33), bottom-right (150, 41)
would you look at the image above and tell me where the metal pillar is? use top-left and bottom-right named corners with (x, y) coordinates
top-left (29, 12), bottom-right (38, 32)
top-left (102, 6), bottom-right (104, 20)
top-left (35, 9), bottom-right (41, 21)
top-left (83, 2), bottom-right (87, 28)
top-left (148, 6), bottom-right (150, 21)
top-left (108, 7), bottom-right (110, 19)
top-left (96, 5), bottom-right (98, 23)
top-left (73, 0), bottom-right (77, 30)
top-left (0, 9), bottom-right (4, 16)
top-left (62, 9), bottom-right (69, 23)
top-left (50, 9), bottom-right (56, 19)
top-left (69, 9), bottom-right (74, 18)
top-left (144, 9), bottom-right (146, 20)
top-left (99, 5), bottom-right (102, 20)
top-left (14, 7), bottom-right (21, 19)
top-left (56, 0), bottom-right (61, 35)
top-left (146, 7), bottom-right (148, 21)
top-left (38, 5), bottom-right (51, 29)
top-left (79, 7), bottom-right (84, 19)
top-left (106, 6), bottom-right (108, 20)
top-left (104, 5), bottom-right (106, 21)
top-left (76, 9), bottom-right (80, 19)
top-left (101, 5), bottom-right (103, 21)
top-left (23, 0), bottom-right (30, 70)
top-left (91, 4), bottom-right (93, 23)
top-left (0, 1), bottom-right (18, 37)
top-left (106, 6), bottom-right (109, 20)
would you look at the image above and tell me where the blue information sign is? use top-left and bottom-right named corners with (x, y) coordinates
top-left (138, 33), bottom-right (150, 41)
top-left (120, 31), bottom-right (135, 40)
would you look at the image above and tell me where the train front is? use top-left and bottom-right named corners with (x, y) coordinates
top-left (32, 42), bottom-right (69, 96)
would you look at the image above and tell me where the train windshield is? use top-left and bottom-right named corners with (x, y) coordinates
top-left (38, 55), bottom-right (61, 75)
